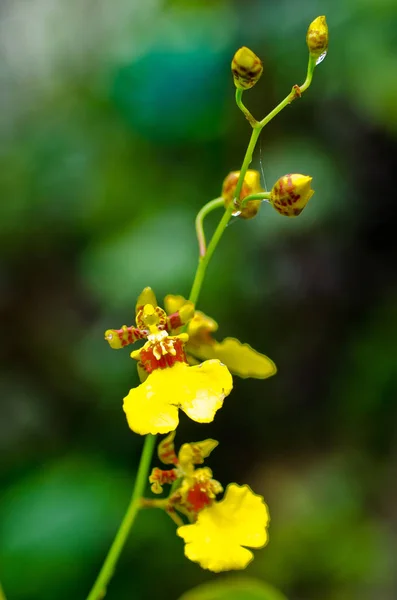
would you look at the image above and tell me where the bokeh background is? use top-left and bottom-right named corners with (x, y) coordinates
top-left (1, 0), bottom-right (397, 599)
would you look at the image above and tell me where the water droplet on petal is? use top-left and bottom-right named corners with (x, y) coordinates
top-left (316, 51), bottom-right (327, 65)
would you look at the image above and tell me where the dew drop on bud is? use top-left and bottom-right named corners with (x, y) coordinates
top-left (316, 50), bottom-right (327, 65)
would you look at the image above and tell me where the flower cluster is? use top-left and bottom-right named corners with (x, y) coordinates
top-left (105, 287), bottom-right (275, 569)
top-left (149, 433), bottom-right (270, 572)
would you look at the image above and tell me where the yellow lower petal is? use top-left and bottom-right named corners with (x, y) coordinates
top-left (183, 534), bottom-right (253, 572)
top-left (177, 484), bottom-right (269, 572)
top-left (188, 337), bottom-right (276, 380)
top-left (180, 359), bottom-right (233, 423)
top-left (123, 378), bottom-right (179, 435)
top-left (123, 360), bottom-right (232, 435)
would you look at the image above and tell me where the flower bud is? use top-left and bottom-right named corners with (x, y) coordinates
top-left (270, 174), bottom-right (314, 217)
top-left (222, 170), bottom-right (263, 219)
top-left (231, 47), bottom-right (263, 90)
top-left (306, 16), bottom-right (328, 61)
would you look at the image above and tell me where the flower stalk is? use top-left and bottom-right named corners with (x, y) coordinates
top-left (86, 434), bottom-right (156, 600)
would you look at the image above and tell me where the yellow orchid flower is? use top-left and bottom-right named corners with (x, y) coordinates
top-left (164, 294), bottom-right (276, 379)
top-left (149, 433), bottom-right (270, 572)
top-left (177, 483), bottom-right (269, 572)
top-left (104, 289), bottom-right (232, 436)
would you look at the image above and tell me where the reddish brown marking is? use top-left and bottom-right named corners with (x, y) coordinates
top-left (135, 306), bottom-right (167, 330)
top-left (186, 483), bottom-right (213, 513)
top-left (278, 177), bottom-right (284, 195)
top-left (160, 445), bottom-right (178, 463)
top-left (168, 312), bottom-right (183, 331)
top-left (140, 338), bottom-right (187, 373)
top-left (292, 84), bottom-right (301, 98)
top-left (161, 449), bottom-right (178, 462)
top-left (149, 468), bottom-right (177, 486)
top-left (113, 326), bottom-right (146, 347)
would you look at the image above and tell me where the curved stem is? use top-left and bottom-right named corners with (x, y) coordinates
top-left (240, 191), bottom-right (271, 207)
top-left (195, 197), bottom-right (224, 257)
top-left (300, 55), bottom-right (316, 94)
top-left (235, 89), bottom-right (257, 127)
top-left (86, 434), bottom-right (156, 600)
top-left (189, 126), bottom-right (261, 306)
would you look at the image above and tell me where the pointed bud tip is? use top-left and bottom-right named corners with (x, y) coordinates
top-left (270, 174), bottom-right (314, 217)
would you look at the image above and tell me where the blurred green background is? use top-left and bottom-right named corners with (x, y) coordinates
top-left (1, 0), bottom-right (397, 599)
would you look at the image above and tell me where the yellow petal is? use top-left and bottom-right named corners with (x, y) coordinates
top-left (177, 484), bottom-right (270, 572)
top-left (123, 361), bottom-right (232, 435)
top-left (135, 287), bottom-right (158, 314)
top-left (180, 360), bottom-right (233, 423)
top-left (187, 311), bottom-right (218, 338)
top-left (164, 294), bottom-right (187, 315)
top-left (191, 439), bottom-right (219, 461)
top-left (178, 439), bottom-right (219, 471)
top-left (157, 431), bottom-right (178, 465)
top-left (123, 373), bottom-right (180, 435)
top-left (137, 362), bottom-right (149, 383)
top-left (179, 301), bottom-right (195, 324)
top-left (186, 354), bottom-right (200, 366)
top-left (188, 337), bottom-right (276, 379)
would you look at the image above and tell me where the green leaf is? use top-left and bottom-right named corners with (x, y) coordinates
top-left (178, 576), bottom-right (288, 600)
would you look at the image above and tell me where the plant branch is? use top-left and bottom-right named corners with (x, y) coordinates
top-left (195, 197), bottom-right (224, 257)
top-left (86, 434), bottom-right (156, 600)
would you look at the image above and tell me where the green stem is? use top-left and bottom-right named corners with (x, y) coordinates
top-left (86, 434), bottom-right (156, 600)
top-left (195, 197), bottom-right (224, 257)
top-left (235, 89), bottom-right (257, 126)
top-left (240, 191), bottom-right (271, 207)
top-left (300, 55), bottom-right (316, 94)
top-left (0, 581), bottom-right (7, 600)
top-left (258, 54), bottom-right (316, 128)
top-left (189, 126), bottom-right (261, 306)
